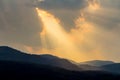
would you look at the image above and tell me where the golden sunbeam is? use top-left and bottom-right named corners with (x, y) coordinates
top-left (35, 7), bottom-right (107, 62)
top-left (35, 8), bottom-right (88, 62)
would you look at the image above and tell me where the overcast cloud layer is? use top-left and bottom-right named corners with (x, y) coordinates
top-left (0, 0), bottom-right (87, 48)
top-left (0, 0), bottom-right (42, 48)
top-left (0, 0), bottom-right (120, 62)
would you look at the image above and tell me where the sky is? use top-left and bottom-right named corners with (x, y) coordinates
top-left (0, 0), bottom-right (120, 62)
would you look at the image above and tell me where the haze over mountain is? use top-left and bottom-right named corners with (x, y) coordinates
top-left (102, 63), bottom-right (120, 74)
top-left (80, 60), bottom-right (115, 67)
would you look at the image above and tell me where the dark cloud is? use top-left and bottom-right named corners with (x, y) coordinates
top-left (0, 0), bottom-right (4, 11)
top-left (36, 0), bottom-right (88, 31)
top-left (0, 0), bottom-right (42, 47)
top-left (86, 13), bottom-right (120, 30)
top-left (85, 0), bottom-right (120, 30)
top-left (0, 0), bottom-right (88, 47)
top-left (100, 0), bottom-right (120, 9)
top-left (37, 0), bottom-right (87, 10)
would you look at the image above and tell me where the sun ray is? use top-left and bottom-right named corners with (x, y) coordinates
top-left (35, 8), bottom-right (88, 62)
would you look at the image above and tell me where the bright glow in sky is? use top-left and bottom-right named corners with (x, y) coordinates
top-left (34, 4), bottom-right (104, 62)
top-left (1, 0), bottom-right (120, 62)
top-left (35, 8), bottom-right (88, 61)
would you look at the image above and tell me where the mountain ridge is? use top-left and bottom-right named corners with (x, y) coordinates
top-left (102, 63), bottom-right (120, 74)
top-left (0, 60), bottom-right (120, 80)
top-left (0, 46), bottom-right (81, 71)
top-left (80, 60), bottom-right (115, 66)
top-left (0, 46), bottom-right (120, 74)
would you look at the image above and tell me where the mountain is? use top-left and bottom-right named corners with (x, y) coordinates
top-left (0, 60), bottom-right (120, 80)
top-left (80, 60), bottom-right (115, 66)
top-left (102, 63), bottom-right (120, 74)
top-left (0, 46), bottom-right (81, 71)
top-left (1, 46), bottom-right (120, 74)
top-left (78, 64), bottom-right (101, 71)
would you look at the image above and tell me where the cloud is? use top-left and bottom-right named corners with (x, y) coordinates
top-left (100, 0), bottom-right (120, 8)
top-left (37, 0), bottom-right (87, 10)
top-left (35, 0), bottom-right (88, 31)
top-left (1, 0), bottom-right (120, 62)
top-left (0, 0), bottom-right (42, 47)
top-left (66, 0), bottom-right (120, 61)
top-left (85, 0), bottom-right (120, 30)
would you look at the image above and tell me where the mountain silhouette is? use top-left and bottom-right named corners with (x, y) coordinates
top-left (0, 46), bottom-right (81, 71)
top-left (1, 46), bottom-right (120, 76)
top-left (102, 63), bottom-right (120, 74)
top-left (80, 60), bottom-right (115, 66)
top-left (0, 60), bottom-right (120, 80)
